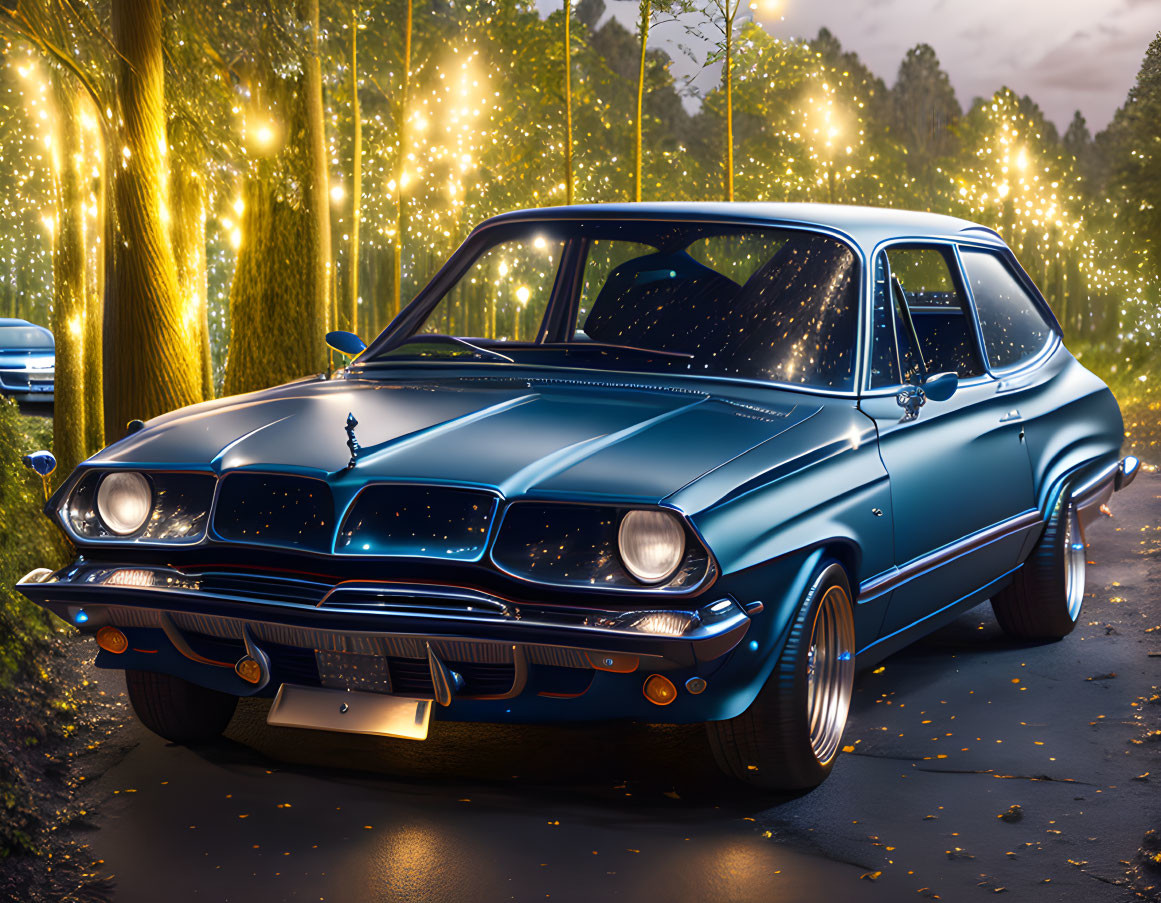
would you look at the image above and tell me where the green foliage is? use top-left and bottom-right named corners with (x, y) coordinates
top-left (890, 43), bottom-right (961, 163)
top-left (0, 399), bottom-right (66, 691)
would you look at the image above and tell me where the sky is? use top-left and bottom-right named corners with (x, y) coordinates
top-left (584, 0), bottom-right (1161, 132)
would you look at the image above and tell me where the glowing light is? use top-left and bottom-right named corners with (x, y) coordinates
top-left (515, 285), bottom-right (530, 305)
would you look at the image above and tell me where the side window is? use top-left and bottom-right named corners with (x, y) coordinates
top-left (885, 247), bottom-right (984, 379)
top-left (959, 248), bottom-right (1055, 370)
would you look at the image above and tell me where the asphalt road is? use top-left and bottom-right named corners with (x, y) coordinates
top-left (73, 477), bottom-right (1161, 903)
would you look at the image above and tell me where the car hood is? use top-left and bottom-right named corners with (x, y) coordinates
top-left (88, 373), bottom-right (827, 505)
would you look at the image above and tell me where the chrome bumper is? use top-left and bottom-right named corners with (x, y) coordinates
top-left (17, 564), bottom-right (752, 680)
top-left (1073, 455), bottom-right (1139, 530)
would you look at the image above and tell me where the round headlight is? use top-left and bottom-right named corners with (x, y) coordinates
top-left (618, 510), bottom-right (685, 584)
top-left (96, 472), bottom-right (152, 535)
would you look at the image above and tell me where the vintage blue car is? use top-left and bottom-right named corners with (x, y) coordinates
top-left (0, 317), bottom-right (55, 403)
top-left (18, 203), bottom-right (1135, 790)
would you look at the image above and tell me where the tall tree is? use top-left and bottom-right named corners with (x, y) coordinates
top-left (301, 0), bottom-right (331, 335)
top-left (104, 0), bottom-right (202, 434)
top-left (392, 0), bottom-right (413, 319)
top-left (1062, 110), bottom-right (1099, 185)
top-left (223, 3), bottom-right (334, 395)
top-left (48, 72), bottom-right (88, 475)
top-left (168, 119), bottom-right (213, 399)
top-left (608, 0), bottom-right (689, 201)
top-left (347, 9), bottom-right (362, 336)
top-left (694, 0), bottom-right (746, 200)
top-left (85, 112), bottom-right (105, 453)
top-left (1108, 33), bottom-right (1161, 270)
top-left (891, 43), bottom-right (961, 163)
top-left (2, 0), bottom-right (107, 465)
top-left (564, 0), bottom-right (574, 203)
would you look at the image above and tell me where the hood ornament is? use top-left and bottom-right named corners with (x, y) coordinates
top-left (345, 412), bottom-right (361, 469)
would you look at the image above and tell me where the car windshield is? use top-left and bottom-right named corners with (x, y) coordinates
top-left (0, 325), bottom-right (53, 349)
top-left (367, 220), bottom-right (861, 391)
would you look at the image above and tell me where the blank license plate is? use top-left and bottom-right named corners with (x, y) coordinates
top-left (267, 684), bottom-right (432, 740)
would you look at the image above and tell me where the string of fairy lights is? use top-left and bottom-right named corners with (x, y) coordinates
top-left (0, 2), bottom-right (1155, 376)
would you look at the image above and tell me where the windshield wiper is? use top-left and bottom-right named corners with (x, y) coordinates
top-left (381, 334), bottom-right (515, 363)
top-left (538, 342), bottom-right (694, 360)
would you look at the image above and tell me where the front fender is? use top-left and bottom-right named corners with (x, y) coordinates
top-left (691, 546), bottom-right (826, 721)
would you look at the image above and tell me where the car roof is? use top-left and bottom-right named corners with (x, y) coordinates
top-left (0, 318), bottom-right (34, 327)
top-left (479, 202), bottom-right (1007, 255)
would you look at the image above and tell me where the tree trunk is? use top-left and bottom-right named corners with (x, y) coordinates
top-left (724, 8), bottom-right (733, 202)
top-left (223, 4), bottom-right (334, 396)
top-left (84, 96), bottom-right (105, 453)
top-left (347, 10), bottom-right (362, 336)
top-left (392, 0), bottom-right (413, 320)
top-left (49, 73), bottom-right (87, 478)
top-left (564, 0), bottom-right (574, 204)
top-left (170, 140), bottom-right (213, 399)
top-left (300, 0), bottom-right (332, 346)
top-left (634, 0), bottom-right (650, 202)
top-left (105, 0), bottom-right (201, 437)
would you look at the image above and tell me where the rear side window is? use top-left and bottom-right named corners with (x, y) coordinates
top-left (959, 249), bottom-right (1054, 370)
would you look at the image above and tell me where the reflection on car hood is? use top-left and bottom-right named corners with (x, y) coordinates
top-left (89, 373), bottom-right (826, 504)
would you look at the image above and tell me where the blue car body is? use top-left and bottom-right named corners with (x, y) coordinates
top-left (18, 203), bottom-right (1131, 730)
top-left (0, 318), bottom-right (54, 403)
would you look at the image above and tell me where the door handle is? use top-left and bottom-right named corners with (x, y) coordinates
top-left (999, 409), bottom-right (1022, 423)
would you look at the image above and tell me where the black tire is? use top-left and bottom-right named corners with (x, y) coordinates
top-left (991, 495), bottom-right (1084, 641)
top-left (125, 669), bottom-right (238, 744)
top-left (706, 562), bottom-right (856, 791)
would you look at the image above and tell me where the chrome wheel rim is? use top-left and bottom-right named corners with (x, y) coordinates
top-left (1064, 507), bottom-right (1086, 621)
top-left (806, 584), bottom-right (856, 764)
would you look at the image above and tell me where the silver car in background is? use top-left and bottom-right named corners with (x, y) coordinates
top-left (0, 318), bottom-right (54, 403)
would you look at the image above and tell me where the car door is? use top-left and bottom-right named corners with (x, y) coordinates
top-left (859, 244), bottom-right (1038, 638)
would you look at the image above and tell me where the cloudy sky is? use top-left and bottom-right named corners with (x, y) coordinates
top-left (589, 0), bottom-right (1161, 132)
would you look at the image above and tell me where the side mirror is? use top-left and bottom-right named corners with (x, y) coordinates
top-left (21, 450), bottom-right (56, 477)
top-left (326, 331), bottom-right (367, 357)
top-left (923, 371), bottom-right (958, 403)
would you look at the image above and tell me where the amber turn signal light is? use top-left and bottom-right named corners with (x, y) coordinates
top-left (235, 656), bottom-right (263, 685)
top-left (642, 673), bottom-right (677, 706)
top-left (96, 626), bottom-right (128, 655)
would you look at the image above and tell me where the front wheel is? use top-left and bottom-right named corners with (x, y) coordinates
top-left (706, 562), bottom-right (856, 791)
top-left (125, 670), bottom-right (238, 744)
top-left (991, 495), bottom-right (1085, 640)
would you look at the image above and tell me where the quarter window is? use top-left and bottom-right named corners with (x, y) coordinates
top-left (959, 248), bottom-right (1054, 370)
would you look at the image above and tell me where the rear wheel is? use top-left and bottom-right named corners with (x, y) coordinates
top-left (706, 562), bottom-right (856, 790)
top-left (125, 670), bottom-right (238, 744)
top-left (991, 495), bottom-right (1085, 640)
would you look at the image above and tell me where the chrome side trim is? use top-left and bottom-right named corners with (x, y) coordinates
top-left (858, 564), bottom-right (1021, 658)
top-left (858, 509), bottom-right (1042, 603)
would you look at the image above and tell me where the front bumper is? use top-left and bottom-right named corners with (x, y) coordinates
top-left (0, 368), bottom-right (54, 402)
top-left (18, 562), bottom-right (755, 722)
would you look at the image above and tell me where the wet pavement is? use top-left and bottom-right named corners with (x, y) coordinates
top-left (75, 478), bottom-right (1161, 902)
